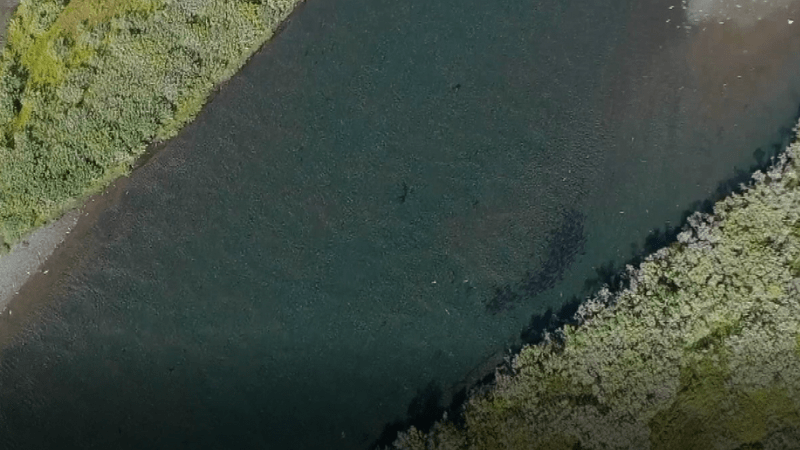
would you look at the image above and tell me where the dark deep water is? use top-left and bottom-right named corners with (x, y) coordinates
top-left (2, 0), bottom-right (800, 448)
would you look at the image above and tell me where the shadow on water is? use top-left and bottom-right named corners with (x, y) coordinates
top-left (582, 118), bottom-right (798, 297)
top-left (370, 381), bottom-right (460, 449)
top-left (369, 208), bottom-right (591, 447)
top-left (370, 117), bottom-right (800, 449)
top-left (484, 208), bottom-right (588, 315)
top-left (519, 118), bottom-right (800, 356)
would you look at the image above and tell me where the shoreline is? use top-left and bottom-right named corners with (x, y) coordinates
top-left (0, 158), bottom-right (135, 348)
top-left (0, 209), bottom-right (79, 313)
top-left (0, 0), bottom-right (308, 251)
top-left (0, 0), bottom-right (309, 345)
top-left (389, 123), bottom-right (800, 448)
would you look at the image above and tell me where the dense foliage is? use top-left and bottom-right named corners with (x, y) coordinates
top-left (0, 0), bottom-right (303, 251)
top-left (392, 133), bottom-right (800, 449)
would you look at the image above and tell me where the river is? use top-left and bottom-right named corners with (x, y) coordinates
top-left (1, 0), bottom-right (800, 448)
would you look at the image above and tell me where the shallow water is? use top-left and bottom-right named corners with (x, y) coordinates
top-left (1, 0), bottom-right (800, 448)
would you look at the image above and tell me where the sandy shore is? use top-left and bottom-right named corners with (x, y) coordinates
top-left (0, 210), bottom-right (80, 314)
top-left (0, 168), bottom-right (135, 345)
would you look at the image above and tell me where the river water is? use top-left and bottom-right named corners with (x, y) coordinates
top-left (1, 0), bottom-right (800, 448)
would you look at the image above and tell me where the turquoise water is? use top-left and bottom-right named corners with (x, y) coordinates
top-left (2, 0), bottom-right (800, 448)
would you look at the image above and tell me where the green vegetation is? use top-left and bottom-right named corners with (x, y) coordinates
top-left (390, 133), bottom-right (800, 448)
top-left (0, 0), bottom-right (304, 251)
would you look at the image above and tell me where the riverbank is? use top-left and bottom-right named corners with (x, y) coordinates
top-left (390, 120), bottom-right (800, 449)
top-left (0, 208), bottom-right (78, 314)
top-left (0, 162), bottom-right (138, 347)
top-left (0, 0), bottom-right (307, 337)
top-left (0, 0), bottom-right (306, 251)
